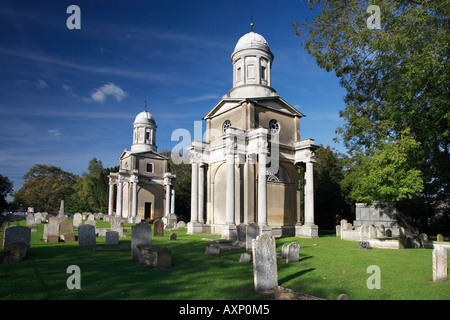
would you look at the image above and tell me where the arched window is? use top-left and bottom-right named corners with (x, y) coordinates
top-left (266, 164), bottom-right (290, 183)
top-left (222, 120), bottom-right (231, 133)
top-left (269, 119), bottom-right (280, 134)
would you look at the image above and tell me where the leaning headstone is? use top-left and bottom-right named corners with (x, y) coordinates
top-left (105, 231), bottom-right (119, 246)
top-left (131, 222), bottom-right (152, 261)
top-left (60, 220), bottom-right (75, 242)
top-left (246, 222), bottom-right (259, 250)
top-left (433, 246), bottom-right (448, 282)
top-left (153, 219), bottom-right (164, 237)
top-left (73, 213), bottom-right (82, 228)
top-left (78, 224), bottom-right (96, 246)
top-left (286, 242), bottom-right (300, 263)
top-left (252, 234), bottom-right (278, 292)
top-left (437, 234), bottom-right (444, 242)
top-left (3, 226), bottom-right (31, 254)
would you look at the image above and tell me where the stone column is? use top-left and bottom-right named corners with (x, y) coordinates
top-left (131, 175), bottom-right (138, 218)
top-left (165, 181), bottom-right (171, 217)
top-left (170, 189), bottom-right (175, 214)
top-left (257, 153), bottom-right (267, 226)
top-left (190, 162), bottom-right (198, 223)
top-left (108, 179), bottom-right (114, 216)
top-left (304, 162), bottom-right (314, 224)
top-left (198, 164), bottom-right (205, 223)
top-left (116, 177), bottom-right (123, 217)
top-left (225, 153), bottom-right (235, 225)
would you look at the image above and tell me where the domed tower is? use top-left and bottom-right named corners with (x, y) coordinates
top-left (131, 109), bottom-right (157, 153)
top-left (229, 30), bottom-right (276, 98)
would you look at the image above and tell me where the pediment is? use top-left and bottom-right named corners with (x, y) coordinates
top-left (203, 96), bottom-right (305, 120)
top-left (119, 149), bottom-right (169, 161)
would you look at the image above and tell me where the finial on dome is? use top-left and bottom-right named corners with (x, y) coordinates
top-left (250, 17), bottom-right (254, 32)
top-left (144, 100), bottom-right (148, 112)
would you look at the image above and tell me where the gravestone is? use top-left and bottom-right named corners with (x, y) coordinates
top-left (286, 242), bottom-right (300, 263)
top-left (26, 214), bottom-right (35, 226)
top-left (3, 242), bottom-right (28, 263)
top-left (153, 219), bottom-right (164, 237)
top-left (134, 215), bottom-right (142, 224)
top-left (360, 224), bottom-right (368, 240)
top-left (87, 214), bottom-right (95, 221)
top-left (110, 216), bottom-right (123, 237)
top-left (136, 245), bottom-right (172, 269)
top-left (34, 212), bottom-right (43, 224)
top-left (177, 221), bottom-right (186, 229)
top-left (239, 253), bottom-right (251, 264)
top-left (236, 224), bottom-right (246, 245)
top-left (437, 234), bottom-right (444, 242)
top-left (335, 225), bottom-right (341, 237)
top-left (281, 243), bottom-right (289, 258)
top-left (432, 246), bottom-right (447, 282)
top-left (78, 224), bottom-right (96, 246)
top-left (105, 231), bottom-right (119, 246)
top-left (60, 220), bottom-right (75, 242)
top-left (252, 234), bottom-right (278, 292)
top-left (3, 226), bottom-right (31, 254)
top-left (246, 222), bottom-right (259, 250)
top-left (73, 213), bottom-right (82, 228)
top-left (359, 241), bottom-right (371, 249)
top-left (205, 244), bottom-right (220, 256)
top-left (377, 224), bottom-right (386, 238)
top-left (169, 232), bottom-right (177, 241)
top-left (369, 225), bottom-right (377, 239)
top-left (131, 222), bottom-right (152, 261)
top-left (47, 217), bottom-right (60, 243)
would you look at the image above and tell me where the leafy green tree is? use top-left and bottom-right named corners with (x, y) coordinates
top-left (14, 164), bottom-right (76, 213)
top-left (293, 0), bottom-right (449, 229)
top-left (0, 174), bottom-right (13, 212)
top-left (314, 146), bottom-right (353, 229)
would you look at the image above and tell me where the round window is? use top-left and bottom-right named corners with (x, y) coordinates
top-left (269, 119), bottom-right (280, 134)
top-left (222, 120), bottom-right (231, 133)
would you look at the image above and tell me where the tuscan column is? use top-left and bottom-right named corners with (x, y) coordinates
top-left (257, 152), bottom-right (267, 225)
top-left (116, 176), bottom-right (123, 217)
top-left (225, 152), bottom-right (235, 225)
top-left (190, 162), bottom-right (199, 222)
top-left (304, 161), bottom-right (314, 225)
top-left (108, 178), bottom-right (114, 216)
top-left (131, 175), bottom-right (138, 218)
top-left (198, 164), bottom-right (205, 223)
top-left (165, 180), bottom-right (171, 217)
top-left (171, 189), bottom-right (175, 214)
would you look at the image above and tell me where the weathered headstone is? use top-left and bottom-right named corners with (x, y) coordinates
top-left (153, 219), bottom-right (164, 237)
top-left (236, 223), bottom-right (246, 245)
top-left (3, 225), bottom-right (31, 254)
top-left (46, 217), bottom-right (60, 243)
top-left (286, 242), bottom-right (300, 263)
top-left (73, 213), bottom-right (82, 228)
top-left (78, 224), bottom-right (96, 246)
top-left (136, 245), bottom-right (172, 269)
top-left (281, 243), bottom-right (289, 258)
top-left (34, 212), bottom-right (43, 224)
top-left (246, 222), bottom-right (259, 250)
top-left (169, 232), bottom-right (177, 241)
top-left (377, 224), bottom-right (386, 238)
top-left (3, 242), bottom-right (28, 263)
top-left (26, 214), bottom-right (35, 226)
top-left (60, 220), bottom-right (75, 242)
top-left (110, 216), bottom-right (123, 237)
top-left (335, 225), bottom-right (341, 237)
top-left (134, 215), bottom-right (142, 224)
top-left (359, 241), bottom-right (371, 249)
top-left (252, 234), bottom-right (278, 292)
top-left (369, 224), bottom-right (377, 239)
top-left (59, 199), bottom-right (64, 215)
top-left (239, 253), bottom-right (251, 264)
top-left (105, 231), bottom-right (119, 246)
top-left (177, 221), bottom-right (186, 229)
top-left (131, 222), bottom-right (152, 261)
top-left (205, 244), bottom-right (220, 256)
top-left (432, 246), bottom-right (447, 282)
top-left (87, 214), bottom-right (95, 221)
top-left (437, 234), bottom-right (444, 242)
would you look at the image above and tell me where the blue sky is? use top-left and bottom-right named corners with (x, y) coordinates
top-left (0, 0), bottom-right (347, 195)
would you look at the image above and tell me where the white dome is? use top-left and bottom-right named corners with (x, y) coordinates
top-left (234, 31), bottom-right (271, 53)
top-left (134, 110), bottom-right (154, 124)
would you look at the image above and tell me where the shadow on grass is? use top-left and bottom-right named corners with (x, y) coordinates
top-left (278, 268), bottom-right (315, 286)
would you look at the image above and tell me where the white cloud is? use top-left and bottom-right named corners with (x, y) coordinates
top-left (47, 129), bottom-right (61, 140)
top-left (89, 83), bottom-right (127, 103)
top-left (176, 93), bottom-right (221, 104)
top-left (35, 79), bottom-right (48, 89)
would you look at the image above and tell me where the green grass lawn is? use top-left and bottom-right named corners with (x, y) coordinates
top-left (0, 220), bottom-right (448, 300)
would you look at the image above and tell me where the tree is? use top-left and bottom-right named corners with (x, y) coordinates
top-left (14, 164), bottom-right (77, 213)
top-left (0, 174), bottom-right (13, 212)
top-left (313, 146), bottom-right (353, 229)
top-left (293, 1), bottom-right (449, 228)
